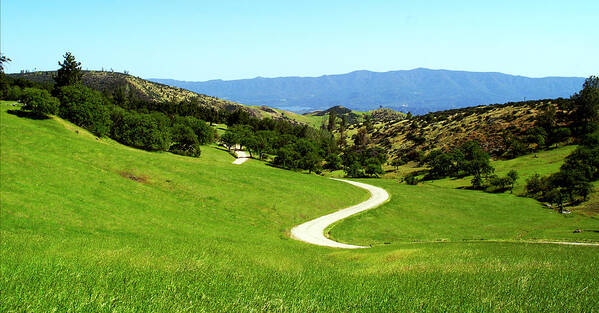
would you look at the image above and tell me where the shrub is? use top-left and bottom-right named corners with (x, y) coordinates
top-left (110, 108), bottom-right (170, 151)
top-left (56, 85), bottom-right (112, 137)
top-left (503, 138), bottom-right (528, 159)
top-left (404, 173), bottom-right (419, 185)
top-left (169, 123), bottom-right (201, 157)
top-left (325, 153), bottom-right (342, 170)
top-left (525, 174), bottom-right (549, 198)
top-left (20, 88), bottom-right (59, 116)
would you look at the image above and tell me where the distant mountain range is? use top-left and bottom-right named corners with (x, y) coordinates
top-left (149, 68), bottom-right (585, 114)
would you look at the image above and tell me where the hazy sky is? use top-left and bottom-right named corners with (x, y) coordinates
top-left (2, 0), bottom-right (598, 81)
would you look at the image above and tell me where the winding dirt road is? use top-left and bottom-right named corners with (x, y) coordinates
top-left (290, 178), bottom-right (390, 249)
top-left (228, 157), bottom-right (596, 248)
top-left (232, 150), bottom-right (250, 165)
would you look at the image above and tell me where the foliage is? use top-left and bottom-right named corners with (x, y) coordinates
top-left (169, 123), bottom-right (201, 157)
top-left (0, 53), bottom-right (11, 72)
top-left (424, 141), bottom-right (494, 188)
top-left (56, 85), bottom-right (112, 137)
top-left (324, 153), bottom-right (342, 170)
top-left (54, 52), bottom-right (82, 88)
top-left (342, 147), bottom-right (387, 177)
top-left (525, 137), bottom-right (598, 206)
top-left (570, 76), bottom-right (599, 135)
top-left (20, 88), bottom-right (59, 116)
top-left (489, 170), bottom-right (518, 193)
top-left (110, 107), bottom-right (171, 151)
top-left (352, 127), bottom-right (370, 147)
top-left (404, 173), bottom-right (419, 185)
top-left (221, 132), bottom-right (238, 151)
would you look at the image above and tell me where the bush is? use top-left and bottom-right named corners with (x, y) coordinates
top-left (20, 88), bottom-right (59, 116)
top-left (525, 174), bottom-right (549, 198)
top-left (503, 138), bottom-right (528, 159)
top-left (342, 147), bottom-right (387, 177)
top-left (404, 173), bottom-right (419, 185)
top-left (489, 170), bottom-right (518, 193)
top-left (110, 108), bottom-right (170, 151)
top-left (325, 153), bottom-right (342, 170)
top-left (56, 85), bottom-right (112, 137)
top-left (169, 123), bottom-right (201, 157)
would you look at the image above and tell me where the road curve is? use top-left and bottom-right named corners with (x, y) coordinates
top-left (290, 178), bottom-right (390, 249)
top-left (232, 150), bottom-right (250, 165)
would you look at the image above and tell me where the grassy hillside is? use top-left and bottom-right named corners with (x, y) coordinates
top-left (9, 71), bottom-right (308, 123)
top-left (425, 145), bottom-right (578, 192)
top-left (303, 106), bottom-right (406, 130)
top-left (371, 99), bottom-right (568, 157)
top-left (2, 101), bottom-right (598, 312)
top-left (330, 179), bottom-right (599, 246)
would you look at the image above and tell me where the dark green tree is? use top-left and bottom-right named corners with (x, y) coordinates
top-left (54, 52), bottom-right (82, 88)
top-left (56, 85), bottom-right (111, 137)
top-left (337, 116), bottom-right (348, 148)
top-left (324, 153), bottom-right (342, 170)
top-left (327, 111), bottom-right (337, 132)
top-left (20, 88), bottom-right (60, 116)
top-left (0, 54), bottom-right (11, 72)
top-left (221, 132), bottom-right (238, 151)
top-left (169, 123), bottom-right (201, 157)
top-left (352, 127), bottom-right (370, 147)
top-left (365, 157), bottom-right (384, 177)
top-left (571, 76), bottom-right (599, 134)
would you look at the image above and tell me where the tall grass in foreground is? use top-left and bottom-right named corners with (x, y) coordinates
top-left (1, 102), bottom-right (598, 312)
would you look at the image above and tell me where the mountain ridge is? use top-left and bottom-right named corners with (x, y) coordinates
top-left (149, 68), bottom-right (585, 114)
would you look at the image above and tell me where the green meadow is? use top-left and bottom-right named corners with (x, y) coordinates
top-left (330, 179), bottom-right (599, 245)
top-left (1, 101), bottom-right (598, 312)
top-left (426, 145), bottom-right (578, 193)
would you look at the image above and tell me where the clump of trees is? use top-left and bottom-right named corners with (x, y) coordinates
top-left (20, 88), bottom-right (60, 117)
top-left (525, 135), bottom-right (598, 209)
top-left (488, 170), bottom-right (519, 193)
top-left (220, 121), bottom-right (386, 177)
top-left (2, 52), bottom-right (215, 157)
top-left (342, 146), bottom-right (387, 177)
top-left (56, 84), bottom-right (113, 137)
top-left (524, 76), bottom-right (599, 208)
top-left (222, 122), bottom-right (334, 174)
top-left (423, 140), bottom-right (494, 189)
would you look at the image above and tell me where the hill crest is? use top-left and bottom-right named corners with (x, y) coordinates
top-left (149, 68), bottom-right (584, 114)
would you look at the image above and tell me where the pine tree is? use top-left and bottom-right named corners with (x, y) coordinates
top-left (0, 54), bottom-right (11, 72)
top-left (54, 52), bottom-right (82, 87)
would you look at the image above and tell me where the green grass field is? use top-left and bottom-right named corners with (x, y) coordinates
top-left (426, 146), bottom-right (577, 193)
top-left (330, 179), bottom-right (599, 245)
top-left (2, 101), bottom-right (598, 312)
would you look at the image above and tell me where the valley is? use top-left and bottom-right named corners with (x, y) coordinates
top-left (1, 99), bottom-right (598, 311)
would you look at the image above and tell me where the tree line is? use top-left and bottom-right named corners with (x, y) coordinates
top-left (524, 76), bottom-right (599, 209)
top-left (1, 52), bottom-right (387, 177)
top-left (1, 52), bottom-right (215, 157)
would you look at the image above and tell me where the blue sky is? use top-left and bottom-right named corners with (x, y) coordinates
top-left (2, 0), bottom-right (598, 80)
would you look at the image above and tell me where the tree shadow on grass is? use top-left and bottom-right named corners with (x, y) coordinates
top-left (7, 109), bottom-right (50, 120)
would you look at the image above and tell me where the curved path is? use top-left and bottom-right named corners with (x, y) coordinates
top-left (290, 178), bottom-right (390, 249)
top-left (228, 157), bottom-right (594, 249)
top-left (232, 150), bottom-right (250, 165)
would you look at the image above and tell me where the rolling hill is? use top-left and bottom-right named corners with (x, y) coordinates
top-left (150, 68), bottom-right (584, 114)
top-left (354, 98), bottom-right (570, 158)
top-left (8, 71), bottom-right (308, 123)
top-left (2, 100), bottom-right (598, 311)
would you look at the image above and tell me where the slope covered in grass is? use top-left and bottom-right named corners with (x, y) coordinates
top-left (427, 145), bottom-right (577, 192)
top-left (1, 101), bottom-right (598, 312)
top-left (330, 179), bottom-right (599, 246)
